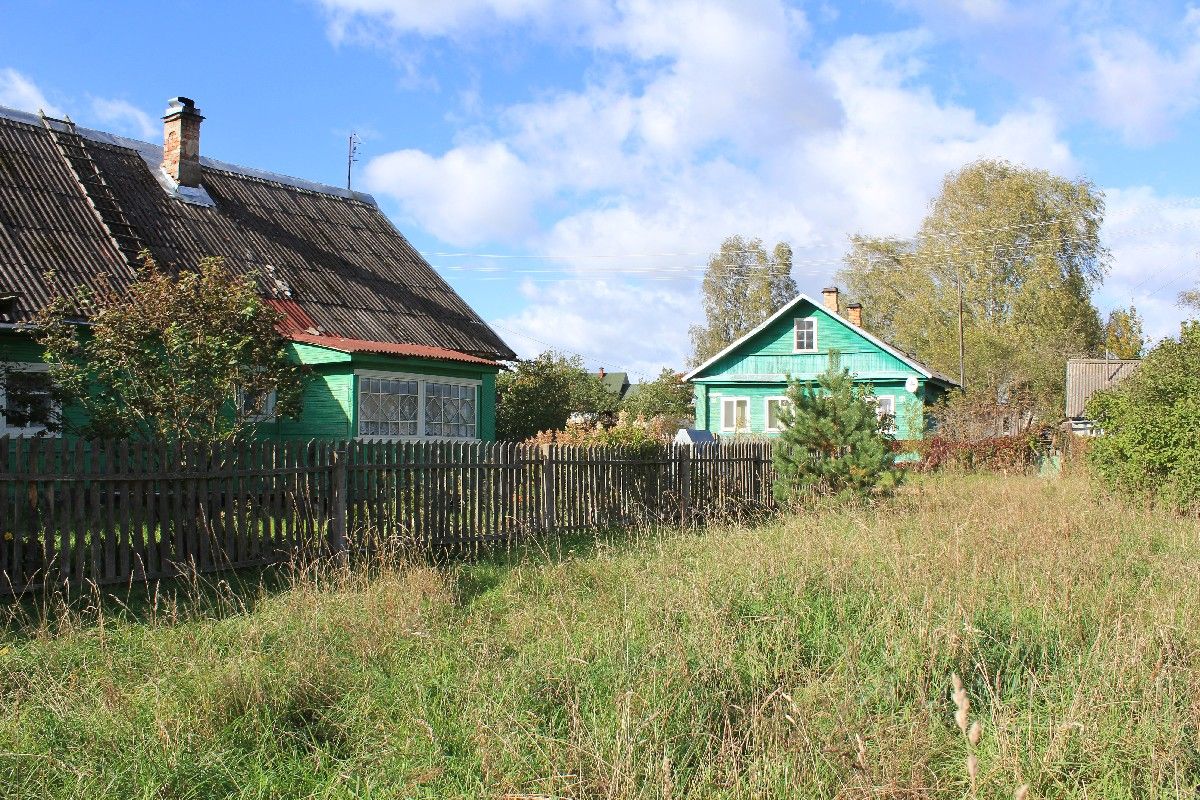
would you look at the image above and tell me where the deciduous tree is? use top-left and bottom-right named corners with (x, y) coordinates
top-left (1103, 305), bottom-right (1145, 359)
top-left (837, 159), bottom-right (1107, 421)
top-left (37, 253), bottom-right (304, 443)
top-left (495, 351), bottom-right (614, 441)
top-left (621, 368), bottom-right (693, 425)
top-left (689, 236), bottom-right (797, 366)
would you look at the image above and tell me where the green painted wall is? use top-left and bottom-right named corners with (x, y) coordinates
top-left (696, 301), bottom-right (914, 382)
top-left (690, 299), bottom-right (946, 440)
top-left (697, 380), bottom-right (932, 440)
top-left (3, 331), bottom-right (501, 442)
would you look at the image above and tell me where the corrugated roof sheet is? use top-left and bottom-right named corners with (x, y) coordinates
top-left (289, 333), bottom-right (499, 366)
top-left (1065, 358), bottom-right (1141, 418)
top-left (0, 107), bottom-right (514, 361)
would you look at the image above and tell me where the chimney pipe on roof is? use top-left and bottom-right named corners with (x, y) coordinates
top-left (846, 302), bottom-right (863, 327)
top-left (598, 367), bottom-right (606, 379)
top-left (161, 97), bottom-right (203, 187)
top-left (821, 286), bottom-right (840, 313)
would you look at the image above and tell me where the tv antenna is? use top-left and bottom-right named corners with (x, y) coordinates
top-left (346, 131), bottom-right (360, 190)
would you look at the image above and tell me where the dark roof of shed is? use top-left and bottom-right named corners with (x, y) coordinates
top-left (594, 371), bottom-right (631, 397)
top-left (0, 106), bottom-right (514, 361)
top-left (1065, 358), bottom-right (1140, 418)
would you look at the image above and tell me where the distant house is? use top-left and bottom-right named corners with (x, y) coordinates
top-left (0, 97), bottom-right (514, 440)
top-left (594, 369), bottom-right (633, 401)
top-left (1065, 358), bottom-right (1141, 435)
top-left (683, 288), bottom-right (957, 439)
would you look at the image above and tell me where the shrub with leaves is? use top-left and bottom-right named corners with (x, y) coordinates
top-left (1087, 322), bottom-right (1200, 510)
top-left (526, 412), bottom-right (664, 460)
top-left (771, 364), bottom-right (901, 502)
top-left (496, 351), bottom-right (617, 441)
top-left (902, 435), bottom-right (1037, 473)
top-left (36, 253), bottom-right (304, 443)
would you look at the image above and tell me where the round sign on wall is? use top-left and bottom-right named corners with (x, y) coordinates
top-left (905, 376), bottom-right (919, 393)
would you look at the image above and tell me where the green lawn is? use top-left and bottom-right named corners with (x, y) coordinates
top-left (1, 471), bottom-right (1198, 799)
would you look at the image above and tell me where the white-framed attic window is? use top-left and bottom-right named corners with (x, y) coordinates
top-left (719, 397), bottom-right (750, 433)
top-left (356, 370), bottom-right (479, 440)
top-left (793, 318), bottom-right (817, 352)
top-left (1, 363), bottom-right (60, 437)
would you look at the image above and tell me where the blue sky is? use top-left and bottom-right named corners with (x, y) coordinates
top-left (3, 0), bottom-right (1200, 378)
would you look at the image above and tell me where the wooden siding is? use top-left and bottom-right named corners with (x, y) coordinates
top-left (698, 379), bottom-right (928, 440)
top-left (695, 302), bottom-right (913, 382)
top-left (689, 300), bottom-right (936, 440)
top-left (2, 331), bottom-right (501, 442)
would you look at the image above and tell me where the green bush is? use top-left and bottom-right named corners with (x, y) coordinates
top-left (1087, 321), bottom-right (1200, 510)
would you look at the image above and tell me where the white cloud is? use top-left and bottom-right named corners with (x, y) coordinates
top-left (363, 142), bottom-right (544, 245)
top-left (0, 68), bottom-right (60, 116)
top-left (340, 1), bottom-right (1200, 370)
top-left (317, 0), bottom-right (607, 41)
top-left (1083, 21), bottom-right (1200, 145)
top-left (1098, 187), bottom-right (1200, 343)
top-left (88, 97), bottom-right (157, 139)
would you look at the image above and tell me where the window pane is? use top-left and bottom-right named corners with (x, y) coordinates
top-left (359, 375), bottom-right (418, 437)
top-left (735, 399), bottom-right (748, 429)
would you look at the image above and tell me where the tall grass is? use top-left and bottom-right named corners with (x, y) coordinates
top-left (0, 472), bottom-right (1197, 798)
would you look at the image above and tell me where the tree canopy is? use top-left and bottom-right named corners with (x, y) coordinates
top-left (621, 368), bottom-right (693, 425)
top-left (837, 159), bottom-right (1108, 421)
top-left (689, 236), bottom-right (797, 367)
top-left (1087, 322), bottom-right (1200, 510)
top-left (495, 351), bottom-right (615, 441)
top-left (37, 254), bottom-right (305, 443)
top-left (1103, 305), bottom-right (1145, 359)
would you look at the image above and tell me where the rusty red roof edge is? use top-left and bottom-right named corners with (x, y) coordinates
top-left (288, 333), bottom-right (500, 367)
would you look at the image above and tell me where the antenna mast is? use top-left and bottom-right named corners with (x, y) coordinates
top-left (346, 132), bottom-right (360, 190)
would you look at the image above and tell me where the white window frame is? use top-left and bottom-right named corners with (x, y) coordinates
top-left (235, 386), bottom-right (278, 422)
top-left (355, 370), bottom-right (481, 441)
top-left (874, 394), bottom-right (896, 434)
top-left (1, 362), bottom-right (60, 437)
top-left (764, 396), bottom-right (792, 433)
top-left (793, 318), bottom-right (818, 353)
top-left (719, 396), bottom-right (751, 433)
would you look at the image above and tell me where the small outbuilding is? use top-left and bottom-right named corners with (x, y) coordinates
top-left (1065, 358), bottom-right (1141, 435)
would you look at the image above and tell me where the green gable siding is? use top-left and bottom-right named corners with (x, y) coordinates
top-left (689, 298), bottom-right (944, 441)
top-left (698, 304), bottom-right (912, 382)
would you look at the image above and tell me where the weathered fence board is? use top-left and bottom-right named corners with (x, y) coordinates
top-left (0, 437), bottom-right (774, 594)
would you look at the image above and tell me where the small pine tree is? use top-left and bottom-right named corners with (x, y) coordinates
top-left (772, 364), bottom-right (901, 503)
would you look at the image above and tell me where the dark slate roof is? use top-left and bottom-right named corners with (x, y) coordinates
top-left (0, 106), bottom-right (514, 361)
top-left (1065, 358), bottom-right (1140, 418)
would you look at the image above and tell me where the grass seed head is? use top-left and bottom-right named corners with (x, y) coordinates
top-left (968, 720), bottom-right (982, 745)
top-left (955, 704), bottom-right (970, 734)
top-left (966, 754), bottom-right (978, 780)
top-left (1014, 785), bottom-right (1029, 800)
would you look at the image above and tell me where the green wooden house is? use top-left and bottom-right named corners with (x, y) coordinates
top-left (0, 98), bottom-right (513, 441)
top-left (684, 288), bottom-right (956, 440)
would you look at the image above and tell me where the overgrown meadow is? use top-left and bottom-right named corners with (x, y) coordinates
top-left (0, 471), bottom-right (1197, 799)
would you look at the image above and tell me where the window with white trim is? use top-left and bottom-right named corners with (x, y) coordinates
top-left (1, 363), bottom-right (59, 436)
top-left (765, 396), bottom-right (792, 433)
top-left (236, 387), bottom-right (277, 422)
top-left (424, 381), bottom-right (476, 439)
top-left (357, 373), bottom-right (478, 439)
top-left (874, 395), bottom-right (896, 433)
top-left (359, 377), bottom-right (419, 437)
top-left (720, 397), bottom-right (750, 432)
top-left (794, 318), bottom-right (817, 352)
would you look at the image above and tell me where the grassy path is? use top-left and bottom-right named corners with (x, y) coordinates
top-left (0, 472), bottom-right (1198, 798)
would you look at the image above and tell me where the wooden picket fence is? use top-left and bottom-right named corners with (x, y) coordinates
top-left (0, 437), bottom-right (775, 594)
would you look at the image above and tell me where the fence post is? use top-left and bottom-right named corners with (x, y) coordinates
top-left (540, 444), bottom-right (556, 533)
top-left (328, 446), bottom-right (348, 559)
top-left (678, 445), bottom-right (692, 526)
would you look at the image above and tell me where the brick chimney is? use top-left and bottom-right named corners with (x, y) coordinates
top-left (846, 302), bottom-right (863, 327)
top-left (821, 286), bottom-right (840, 313)
top-left (598, 367), bottom-right (606, 379)
top-left (161, 97), bottom-right (204, 187)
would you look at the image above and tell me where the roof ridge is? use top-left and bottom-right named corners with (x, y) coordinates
top-left (0, 103), bottom-right (378, 206)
